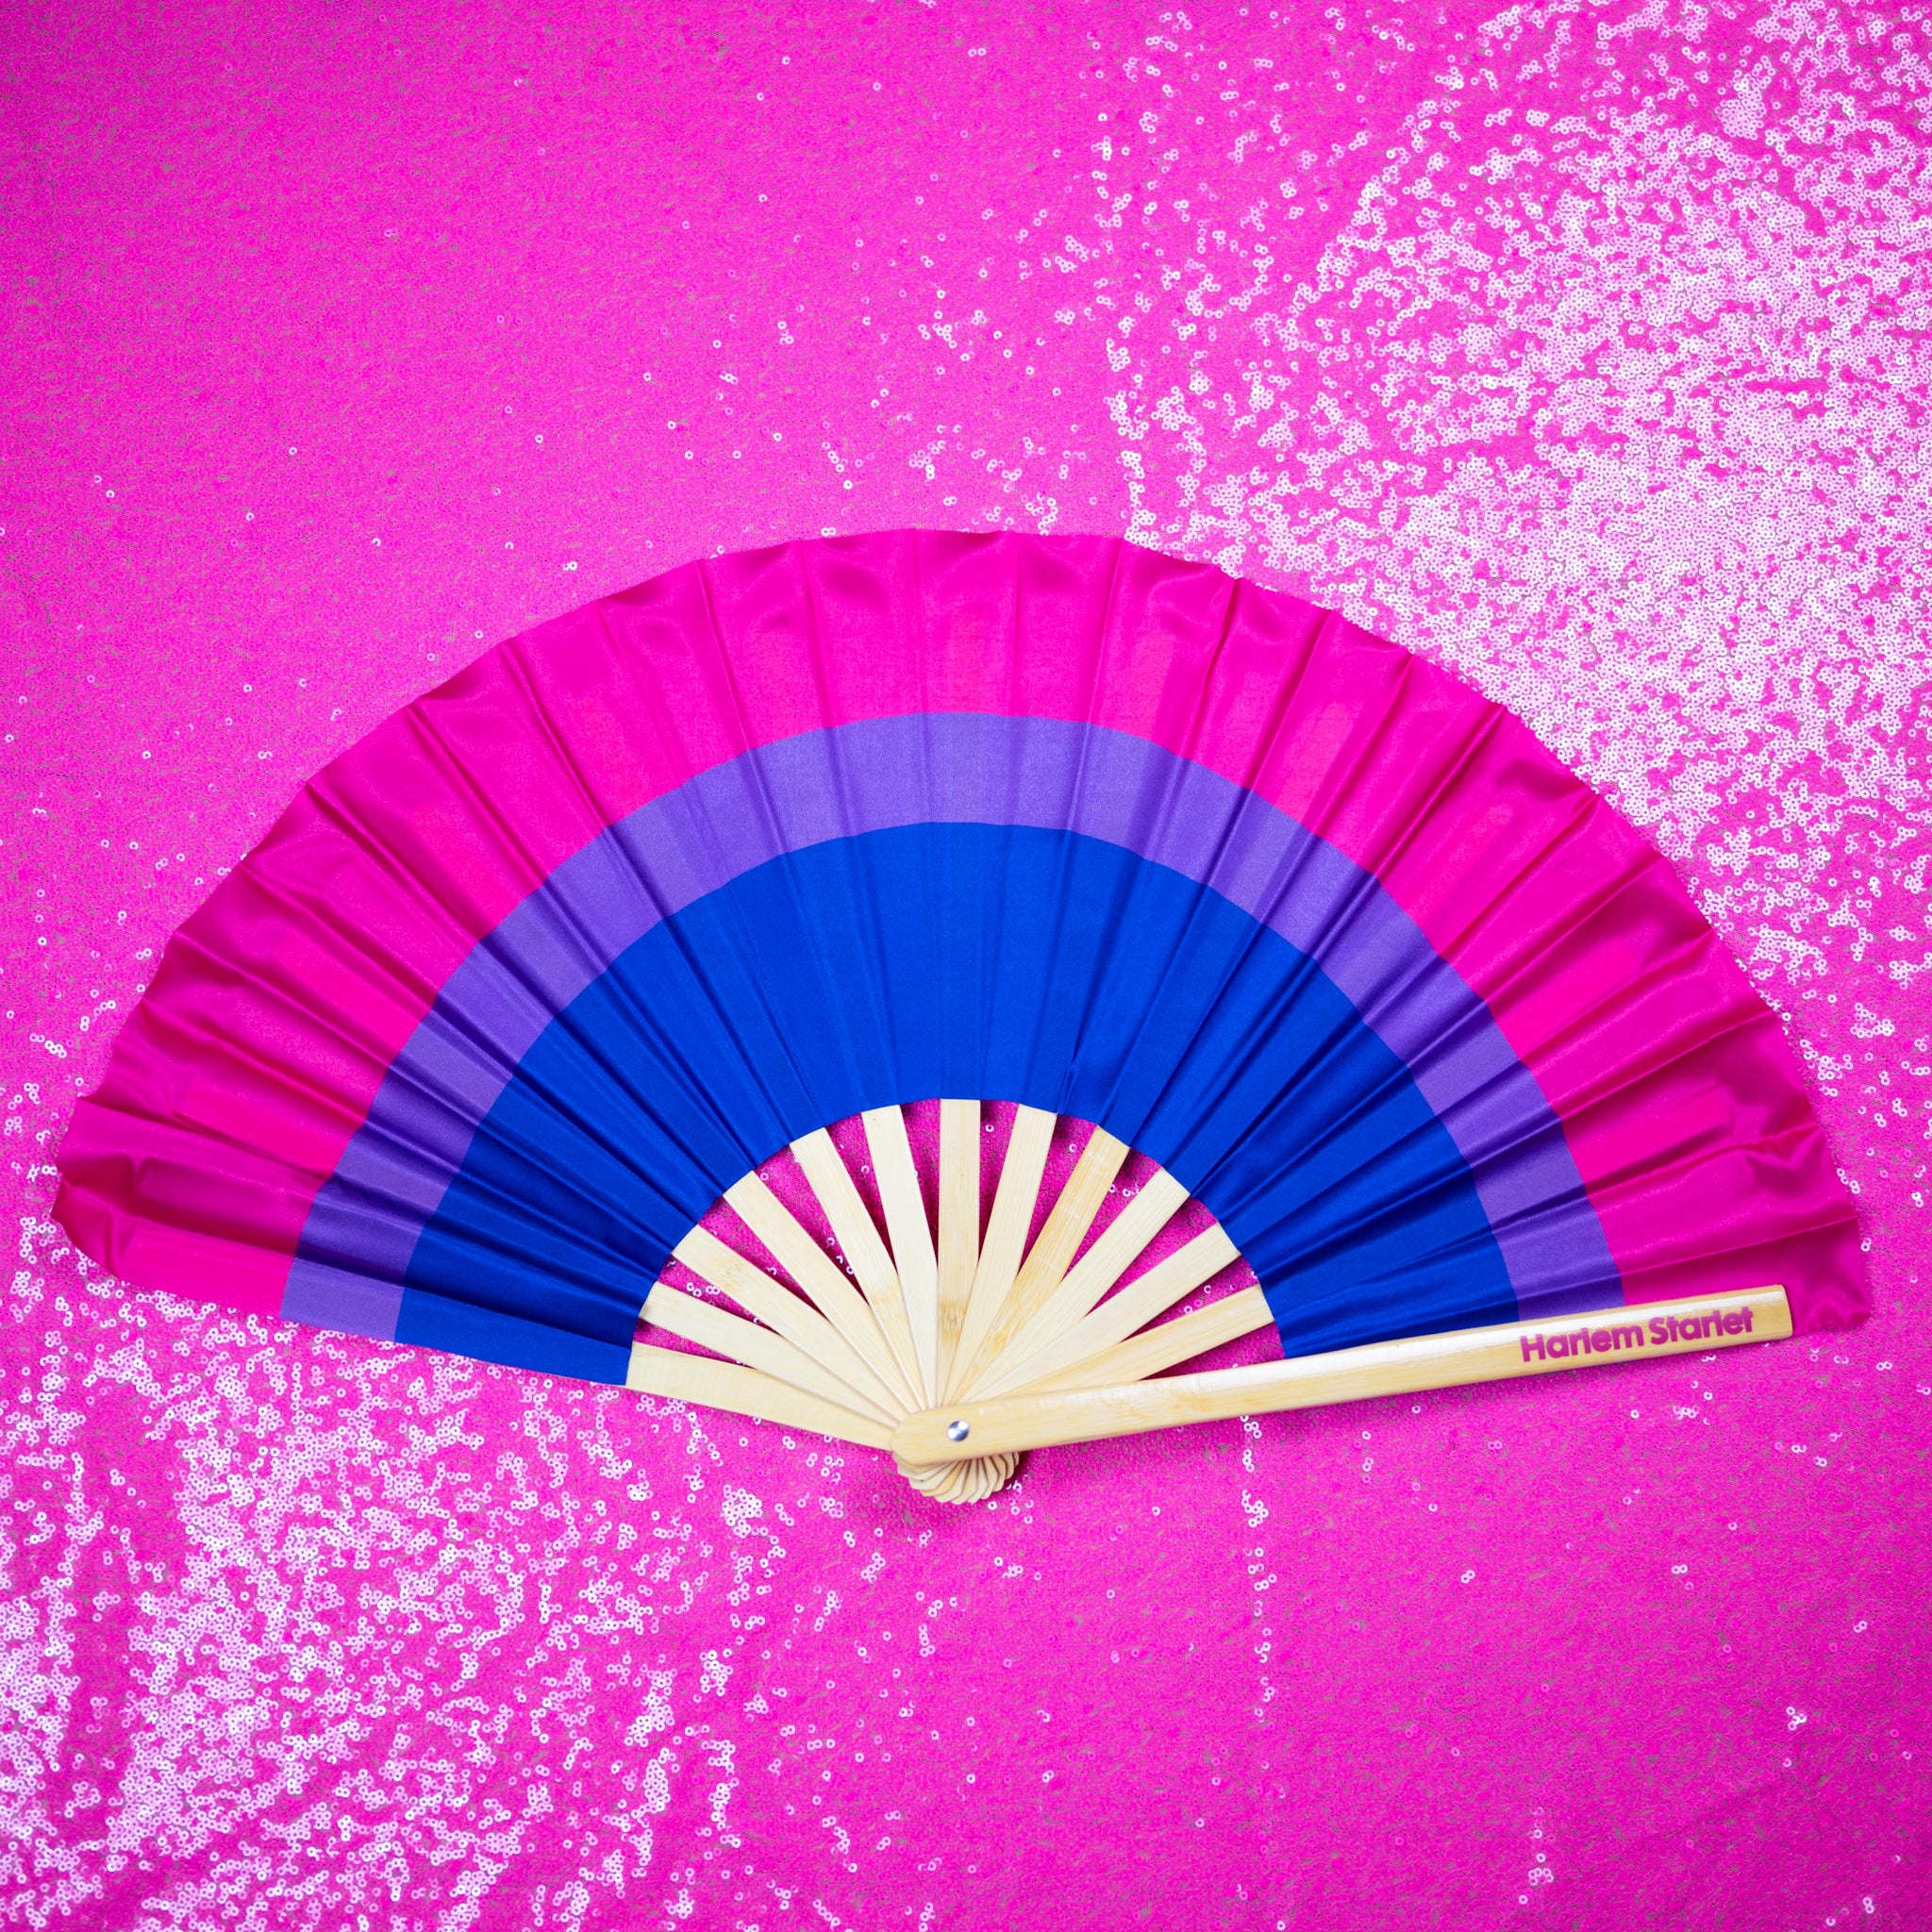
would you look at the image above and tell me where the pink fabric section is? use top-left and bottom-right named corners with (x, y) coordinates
top-left (58, 531), bottom-right (1862, 1330)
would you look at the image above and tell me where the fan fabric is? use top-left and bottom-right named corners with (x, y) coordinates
top-left (54, 531), bottom-right (1867, 1385)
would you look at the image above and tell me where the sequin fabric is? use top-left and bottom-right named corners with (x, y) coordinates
top-left (3, 3), bottom-right (1926, 1925)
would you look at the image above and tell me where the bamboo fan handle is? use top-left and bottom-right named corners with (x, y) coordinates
top-left (891, 1287), bottom-right (1793, 1463)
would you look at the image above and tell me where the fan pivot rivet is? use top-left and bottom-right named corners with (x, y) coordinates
top-left (946, 1420), bottom-right (970, 1442)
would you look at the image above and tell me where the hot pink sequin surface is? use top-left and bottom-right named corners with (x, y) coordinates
top-left (4, 4), bottom-right (1926, 1926)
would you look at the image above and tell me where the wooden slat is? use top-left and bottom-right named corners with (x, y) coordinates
top-left (789, 1127), bottom-right (924, 1407)
top-left (897, 1448), bottom-right (1017, 1506)
top-left (975, 1167), bottom-right (1191, 1392)
top-left (673, 1224), bottom-right (906, 1419)
top-left (985, 1224), bottom-right (1241, 1394)
top-left (934, 1099), bottom-right (981, 1401)
top-left (641, 1282), bottom-right (895, 1423)
top-left (864, 1106), bottom-right (941, 1405)
top-left (944, 1104), bottom-right (1056, 1399)
top-left (1023, 1284), bottom-right (1273, 1393)
top-left (891, 1287), bottom-right (1795, 1462)
top-left (724, 1173), bottom-right (911, 1404)
top-left (626, 1341), bottom-right (895, 1452)
top-left (900, 1457), bottom-right (969, 1503)
top-left (956, 1124), bottom-right (1129, 1394)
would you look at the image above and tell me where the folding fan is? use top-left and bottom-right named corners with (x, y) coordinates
top-left (56, 531), bottom-right (1866, 1502)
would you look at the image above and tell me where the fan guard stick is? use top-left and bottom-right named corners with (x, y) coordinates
top-left (890, 1286), bottom-right (1793, 1464)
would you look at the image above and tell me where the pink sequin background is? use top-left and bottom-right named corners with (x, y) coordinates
top-left (4, 2), bottom-right (1928, 1925)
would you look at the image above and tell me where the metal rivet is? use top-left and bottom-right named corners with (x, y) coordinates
top-left (946, 1420), bottom-right (970, 1442)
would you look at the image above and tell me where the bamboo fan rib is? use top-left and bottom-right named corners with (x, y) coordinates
top-left (625, 1102), bottom-right (1260, 1503)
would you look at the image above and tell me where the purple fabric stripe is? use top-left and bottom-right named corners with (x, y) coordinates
top-left (287, 713), bottom-right (1617, 1337)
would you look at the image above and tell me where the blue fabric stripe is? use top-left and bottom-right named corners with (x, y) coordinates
top-left (290, 715), bottom-right (1617, 1361)
top-left (400, 824), bottom-right (1532, 1380)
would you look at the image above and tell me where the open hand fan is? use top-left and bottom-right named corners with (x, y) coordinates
top-left (56, 530), bottom-right (1867, 1502)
